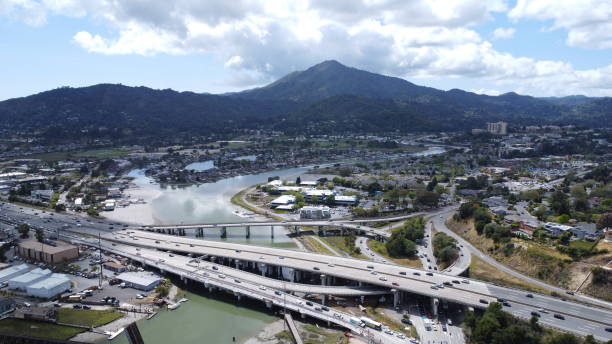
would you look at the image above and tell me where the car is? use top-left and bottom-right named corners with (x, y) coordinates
top-left (367, 265), bottom-right (374, 269)
top-left (452, 280), bottom-right (460, 284)
top-left (526, 293), bottom-right (533, 298)
top-left (313, 267), bottom-right (320, 271)
top-left (443, 281), bottom-right (452, 287)
top-left (321, 306), bottom-right (329, 311)
top-left (503, 302), bottom-right (511, 307)
top-left (379, 277), bottom-right (387, 281)
top-left (305, 301), bottom-right (313, 306)
top-left (412, 272), bottom-right (420, 276)
top-left (234, 279), bottom-right (241, 283)
top-left (605, 327), bottom-right (612, 333)
top-left (212, 266), bottom-right (219, 271)
top-left (462, 279), bottom-right (470, 284)
top-left (82, 305), bottom-right (91, 310)
top-left (371, 271), bottom-right (378, 275)
top-left (235, 250), bottom-right (241, 253)
top-left (392, 282), bottom-right (399, 286)
top-left (430, 286), bottom-right (438, 290)
top-left (400, 271), bottom-right (407, 275)
top-left (553, 314), bottom-right (565, 320)
top-left (497, 298), bottom-right (505, 302)
top-left (278, 256), bottom-right (284, 260)
top-left (328, 264), bottom-right (335, 267)
top-left (538, 308), bottom-right (548, 314)
top-left (73, 304), bottom-right (82, 309)
top-left (401, 318), bottom-right (411, 324)
top-left (479, 299), bottom-right (489, 304)
top-left (426, 272), bottom-right (434, 276)
top-left (53, 303), bottom-right (61, 308)
top-left (218, 274), bottom-right (226, 279)
top-left (259, 286), bottom-right (266, 291)
top-left (274, 291), bottom-right (282, 296)
top-left (531, 311), bottom-right (541, 317)
top-left (566, 290), bottom-right (575, 295)
top-left (169, 254), bottom-right (174, 257)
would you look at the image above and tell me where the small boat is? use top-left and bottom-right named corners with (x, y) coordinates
top-left (107, 328), bottom-right (125, 340)
top-left (146, 312), bottom-right (157, 320)
top-left (168, 303), bottom-right (180, 310)
top-left (178, 298), bottom-right (189, 303)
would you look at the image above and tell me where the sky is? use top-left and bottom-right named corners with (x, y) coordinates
top-left (1, 0), bottom-right (612, 100)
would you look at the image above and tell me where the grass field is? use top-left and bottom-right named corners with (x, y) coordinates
top-left (468, 256), bottom-right (548, 294)
top-left (57, 308), bottom-right (123, 327)
top-left (368, 240), bottom-right (422, 268)
top-left (0, 319), bottom-right (85, 340)
top-left (322, 236), bottom-right (367, 259)
top-left (300, 236), bottom-right (337, 256)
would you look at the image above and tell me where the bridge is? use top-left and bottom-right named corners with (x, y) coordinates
top-left (102, 229), bottom-right (612, 341)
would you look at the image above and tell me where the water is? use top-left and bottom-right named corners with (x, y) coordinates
top-left (103, 290), bottom-right (276, 344)
top-left (184, 160), bottom-right (215, 171)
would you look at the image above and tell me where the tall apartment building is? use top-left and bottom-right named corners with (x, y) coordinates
top-left (487, 121), bottom-right (508, 135)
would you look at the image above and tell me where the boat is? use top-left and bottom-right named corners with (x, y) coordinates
top-left (168, 303), bottom-right (180, 310)
top-left (178, 298), bottom-right (189, 303)
top-left (107, 328), bottom-right (125, 340)
top-left (146, 312), bottom-right (157, 320)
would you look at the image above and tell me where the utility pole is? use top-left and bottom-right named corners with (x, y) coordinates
top-left (98, 233), bottom-right (103, 288)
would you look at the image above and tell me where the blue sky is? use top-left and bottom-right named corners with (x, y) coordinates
top-left (1, 0), bottom-right (612, 100)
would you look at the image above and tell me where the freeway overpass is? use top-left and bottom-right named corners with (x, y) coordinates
top-left (104, 229), bottom-right (612, 341)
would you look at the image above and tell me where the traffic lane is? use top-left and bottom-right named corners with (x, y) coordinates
top-left (98, 242), bottom-right (405, 344)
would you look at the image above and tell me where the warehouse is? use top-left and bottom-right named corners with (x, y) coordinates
top-left (8, 268), bottom-right (52, 291)
top-left (26, 273), bottom-right (71, 299)
top-left (0, 264), bottom-right (29, 283)
top-left (117, 271), bottom-right (162, 291)
top-left (17, 240), bottom-right (79, 264)
top-left (103, 261), bottom-right (127, 273)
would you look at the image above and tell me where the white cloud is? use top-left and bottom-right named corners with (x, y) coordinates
top-left (4, 0), bottom-right (612, 96)
top-left (470, 88), bottom-right (502, 96)
top-left (509, 0), bottom-right (612, 49)
top-left (492, 27), bottom-right (515, 39)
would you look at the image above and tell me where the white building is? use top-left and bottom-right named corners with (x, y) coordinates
top-left (26, 273), bottom-right (71, 299)
top-left (334, 195), bottom-right (358, 206)
top-left (487, 121), bottom-right (508, 135)
top-left (117, 271), bottom-right (162, 291)
top-left (8, 268), bottom-right (52, 291)
top-left (299, 181), bottom-right (318, 187)
top-left (270, 195), bottom-right (296, 208)
top-left (304, 189), bottom-right (335, 201)
top-left (103, 199), bottom-right (116, 211)
top-left (0, 264), bottom-right (29, 283)
top-left (299, 206), bottom-right (331, 220)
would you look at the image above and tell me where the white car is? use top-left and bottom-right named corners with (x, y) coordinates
top-left (379, 277), bottom-right (387, 281)
top-left (259, 286), bottom-right (266, 291)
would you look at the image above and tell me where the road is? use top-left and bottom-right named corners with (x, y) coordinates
top-left (430, 208), bottom-right (612, 310)
top-left (2, 202), bottom-right (612, 341)
top-left (103, 229), bottom-right (612, 340)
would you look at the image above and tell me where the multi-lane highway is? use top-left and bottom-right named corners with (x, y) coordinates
top-left (104, 229), bottom-right (612, 340)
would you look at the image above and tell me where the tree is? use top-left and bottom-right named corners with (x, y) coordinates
top-left (544, 333), bottom-right (580, 344)
top-left (550, 190), bottom-right (570, 216)
top-left (529, 315), bottom-right (540, 331)
top-left (415, 190), bottom-right (439, 208)
top-left (426, 177), bottom-right (438, 191)
top-left (325, 194), bottom-right (335, 206)
top-left (597, 213), bottom-right (612, 230)
top-left (366, 182), bottom-right (382, 195)
top-left (18, 224), bottom-right (30, 239)
top-left (35, 228), bottom-right (44, 243)
top-left (155, 284), bottom-right (169, 297)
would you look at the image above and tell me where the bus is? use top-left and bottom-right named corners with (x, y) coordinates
top-left (360, 317), bottom-right (382, 331)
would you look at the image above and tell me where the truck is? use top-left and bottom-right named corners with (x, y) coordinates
top-left (349, 317), bottom-right (364, 327)
top-left (360, 317), bottom-right (382, 331)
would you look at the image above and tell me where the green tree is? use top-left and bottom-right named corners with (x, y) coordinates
top-left (597, 212), bottom-right (612, 230)
top-left (155, 284), bottom-right (170, 297)
top-left (35, 228), bottom-right (44, 243)
top-left (18, 224), bottom-right (30, 239)
top-left (550, 190), bottom-right (570, 216)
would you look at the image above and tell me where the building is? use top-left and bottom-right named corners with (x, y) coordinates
top-left (299, 206), bottom-right (331, 220)
top-left (107, 187), bottom-right (122, 198)
top-left (299, 181), bottom-right (318, 187)
top-left (30, 189), bottom-right (54, 201)
top-left (8, 268), bottom-right (52, 291)
top-left (304, 189), bottom-right (335, 202)
top-left (487, 121), bottom-right (508, 135)
top-left (0, 298), bottom-right (15, 314)
top-left (117, 271), bottom-right (162, 291)
top-left (103, 199), bottom-right (116, 211)
top-left (14, 307), bottom-right (55, 321)
top-left (17, 240), bottom-right (79, 264)
top-left (334, 195), bottom-right (358, 206)
top-left (0, 264), bottom-right (29, 283)
top-left (26, 273), bottom-right (71, 299)
top-left (543, 222), bottom-right (573, 236)
top-left (103, 262), bottom-right (127, 273)
top-left (571, 223), bottom-right (599, 240)
top-left (270, 195), bottom-right (296, 208)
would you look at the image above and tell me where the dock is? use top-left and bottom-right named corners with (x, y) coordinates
top-left (284, 313), bottom-right (304, 344)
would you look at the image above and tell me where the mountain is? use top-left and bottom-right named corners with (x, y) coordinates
top-left (0, 60), bottom-right (610, 142)
top-left (233, 60), bottom-right (442, 103)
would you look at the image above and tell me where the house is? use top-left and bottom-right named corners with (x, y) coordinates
top-left (543, 222), bottom-right (573, 236)
top-left (26, 273), bottom-right (71, 299)
top-left (605, 229), bottom-right (612, 242)
top-left (117, 271), bottom-right (162, 291)
top-left (571, 223), bottom-right (599, 240)
top-left (270, 195), bottom-right (296, 208)
top-left (107, 187), bottom-right (122, 198)
top-left (299, 206), bottom-right (331, 220)
top-left (483, 196), bottom-right (508, 208)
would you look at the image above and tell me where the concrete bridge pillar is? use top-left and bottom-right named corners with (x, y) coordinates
top-left (235, 259), bottom-right (240, 269)
top-left (270, 226), bottom-right (274, 239)
top-left (245, 226), bottom-right (251, 239)
top-left (294, 225), bottom-right (300, 236)
top-left (260, 263), bottom-right (267, 277)
top-left (432, 298), bottom-right (439, 318)
top-left (235, 292), bottom-right (242, 301)
top-left (265, 299), bottom-right (273, 309)
top-left (220, 227), bottom-right (227, 238)
top-left (320, 274), bottom-right (327, 286)
top-left (360, 295), bottom-right (365, 304)
top-left (322, 294), bottom-right (327, 305)
top-left (301, 312), bottom-right (306, 319)
top-left (392, 289), bottom-right (400, 309)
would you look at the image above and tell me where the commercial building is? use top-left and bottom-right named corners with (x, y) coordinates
top-left (334, 195), bottom-right (358, 206)
top-left (103, 262), bottom-right (127, 273)
top-left (14, 307), bottom-right (55, 321)
top-left (304, 189), bottom-right (335, 202)
top-left (17, 240), bottom-right (79, 264)
top-left (0, 264), bottom-right (29, 283)
top-left (104, 199), bottom-right (116, 211)
top-left (299, 206), bottom-right (331, 220)
top-left (117, 271), bottom-right (162, 291)
top-left (26, 273), bottom-right (71, 299)
top-left (270, 195), bottom-right (296, 208)
top-left (487, 121), bottom-right (508, 135)
top-left (0, 298), bottom-right (15, 314)
top-left (8, 268), bottom-right (52, 291)
top-left (30, 189), bottom-right (54, 201)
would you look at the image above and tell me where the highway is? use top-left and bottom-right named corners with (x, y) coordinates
top-left (104, 229), bottom-right (612, 340)
top-left (430, 209), bottom-right (612, 310)
top-left (2, 202), bottom-right (612, 340)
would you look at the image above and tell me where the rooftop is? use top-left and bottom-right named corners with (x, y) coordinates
top-left (117, 271), bottom-right (162, 286)
top-left (19, 239), bottom-right (77, 255)
top-left (28, 273), bottom-right (70, 290)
